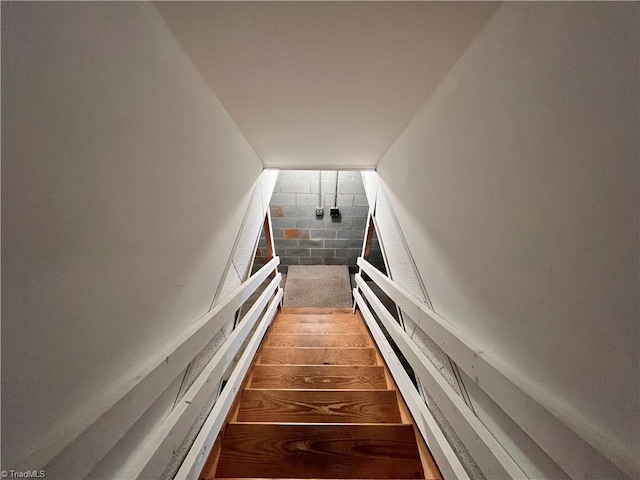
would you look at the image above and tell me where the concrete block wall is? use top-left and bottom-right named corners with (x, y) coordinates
top-left (268, 170), bottom-right (368, 273)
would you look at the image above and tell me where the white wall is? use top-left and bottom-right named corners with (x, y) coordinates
top-left (155, 2), bottom-right (499, 170)
top-left (1, 1), bottom-right (263, 471)
top-left (377, 2), bottom-right (639, 476)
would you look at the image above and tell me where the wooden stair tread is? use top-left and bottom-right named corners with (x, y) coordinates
top-left (259, 347), bottom-right (378, 365)
top-left (249, 365), bottom-right (388, 390)
top-left (275, 313), bottom-right (361, 324)
top-left (270, 323), bottom-right (366, 334)
top-left (266, 334), bottom-right (370, 348)
top-left (201, 308), bottom-right (442, 480)
top-left (237, 389), bottom-right (402, 423)
top-left (215, 423), bottom-right (424, 479)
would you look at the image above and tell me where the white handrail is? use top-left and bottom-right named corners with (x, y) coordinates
top-left (353, 288), bottom-right (470, 480)
top-left (175, 286), bottom-right (283, 479)
top-left (122, 272), bottom-right (282, 478)
top-left (355, 276), bottom-right (525, 479)
top-left (42, 257), bottom-right (281, 478)
top-left (356, 257), bottom-right (632, 480)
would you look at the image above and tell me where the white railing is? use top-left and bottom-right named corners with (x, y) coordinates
top-left (43, 256), bottom-right (282, 479)
top-left (123, 259), bottom-right (283, 478)
top-left (174, 282), bottom-right (282, 479)
top-left (354, 257), bottom-right (630, 480)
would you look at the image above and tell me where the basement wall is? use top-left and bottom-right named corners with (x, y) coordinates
top-left (377, 2), bottom-right (639, 478)
top-left (268, 170), bottom-right (368, 274)
top-left (1, 2), bottom-right (263, 475)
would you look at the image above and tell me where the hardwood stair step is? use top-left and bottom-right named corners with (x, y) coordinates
top-left (266, 333), bottom-right (370, 348)
top-left (249, 365), bottom-right (388, 390)
top-left (215, 423), bottom-right (424, 479)
top-left (275, 313), bottom-right (361, 324)
top-left (270, 322), bottom-right (366, 334)
top-left (237, 389), bottom-right (402, 423)
top-left (199, 309), bottom-right (442, 480)
top-left (259, 347), bottom-right (378, 365)
top-left (279, 307), bottom-right (353, 315)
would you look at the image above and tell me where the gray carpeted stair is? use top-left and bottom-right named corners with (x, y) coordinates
top-left (283, 265), bottom-right (352, 307)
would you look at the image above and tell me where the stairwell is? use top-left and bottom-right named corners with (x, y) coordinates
top-left (199, 307), bottom-right (442, 480)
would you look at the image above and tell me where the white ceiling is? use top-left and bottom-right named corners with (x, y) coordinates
top-left (155, 2), bottom-right (500, 169)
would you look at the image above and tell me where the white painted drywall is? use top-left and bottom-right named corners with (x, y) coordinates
top-left (1, 1), bottom-right (263, 471)
top-left (377, 2), bottom-right (639, 476)
top-left (155, 2), bottom-right (499, 169)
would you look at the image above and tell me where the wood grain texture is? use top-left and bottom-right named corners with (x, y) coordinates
top-left (266, 334), bottom-right (370, 348)
top-left (270, 323), bottom-right (365, 334)
top-left (215, 423), bottom-right (424, 479)
top-left (237, 389), bottom-right (402, 423)
top-left (259, 347), bottom-right (378, 365)
top-left (199, 309), bottom-right (442, 480)
top-left (275, 314), bottom-right (361, 324)
top-left (249, 365), bottom-right (388, 390)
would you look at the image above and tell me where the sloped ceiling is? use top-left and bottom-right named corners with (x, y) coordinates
top-left (156, 1), bottom-right (500, 169)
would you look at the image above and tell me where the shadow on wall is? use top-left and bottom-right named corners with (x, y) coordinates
top-left (263, 171), bottom-right (369, 274)
top-left (367, 221), bottom-right (387, 275)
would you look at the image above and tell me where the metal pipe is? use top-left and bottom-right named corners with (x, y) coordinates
top-left (334, 170), bottom-right (339, 207)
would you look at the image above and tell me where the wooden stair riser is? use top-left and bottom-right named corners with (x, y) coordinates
top-left (275, 314), bottom-right (361, 324)
top-left (259, 347), bottom-right (378, 365)
top-left (266, 334), bottom-right (371, 348)
top-left (249, 365), bottom-right (388, 390)
top-left (270, 323), bottom-right (366, 334)
top-left (237, 389), bottom-right (402, 423)
top-left (207, 309), bottom-right (442, 480)
top-left (215, 423), bottom-right (424, 479)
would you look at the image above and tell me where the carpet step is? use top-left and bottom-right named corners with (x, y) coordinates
top-left (259, 347), bottom-right (378, 365)
top-left (266, 333), bottom-right (370, 348)
top-left (249, 365), bottom-right (388, 390)
top-left (280, 306), bottom-right (353, 315)
top-left (237, 389), bottom-right (402, 423)
top-left (215, 423), bottom-right (424, 479)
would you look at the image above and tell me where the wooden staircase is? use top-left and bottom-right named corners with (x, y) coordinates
top-left (199, 306), bottom-right (442, 480)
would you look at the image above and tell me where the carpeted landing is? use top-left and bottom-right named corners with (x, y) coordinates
top-left (282, 265), bottom-right (352, 307)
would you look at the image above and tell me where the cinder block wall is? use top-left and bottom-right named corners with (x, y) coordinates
top-left (269, 170), bottom-right (369, 273)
